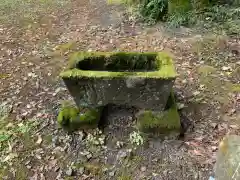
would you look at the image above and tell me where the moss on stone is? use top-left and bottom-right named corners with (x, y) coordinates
top-left (136, 92), bottom-right (180, 137)
top-left (60, 51), bottom-right (176, 79)
top-left (57, 104), bottom-right (102, 132)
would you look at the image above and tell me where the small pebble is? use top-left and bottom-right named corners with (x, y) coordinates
top-left (79, 167), bottom-right (84, 175)
top-left (117, 150), bottom-right (128, 159)
top-left (141, 166), bottom-right (147, 172)
top-left (109, 171), bottom-right (115, 177)
top-left (86, 153), bottom-right (92, 160)
top-left (66, 168), bottom-right (73, 176)
top-left (54, 166), bottom-right (60, 172)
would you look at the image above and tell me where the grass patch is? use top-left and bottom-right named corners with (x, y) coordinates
top-left (0, 102), bottom-right (41, 179)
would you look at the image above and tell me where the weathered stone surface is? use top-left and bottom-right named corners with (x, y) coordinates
top-left (136, 92), bottom-right (181, 138)
top-left (214, 135), bottom-right (240, 180)
top-left (63, 77), bottom-right (174, 110)
top-left (61, 52), bottom-right (176, 111)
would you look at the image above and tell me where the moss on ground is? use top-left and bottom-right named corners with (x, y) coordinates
top-left (136, 92), bottom-right (180, 136)
top-left (197, 65), bottom-right (217, 76)
top-left (57, 104), bottom-right (102, 132)
top-left (197, 65), bottom-right (240, 103)
top-left (0, 102), bottom-right (43, 179)
top-left (118, 175), bottom-right (133, 180)
top-left (60, 51), bottom-right (176, 79)
top-left (84, 162), bottom-right (103, 176)
top-left (231, 84), bottom-right (240, 93)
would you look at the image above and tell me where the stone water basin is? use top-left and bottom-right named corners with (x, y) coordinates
top-left (60, 52), bottom-right (176, 111)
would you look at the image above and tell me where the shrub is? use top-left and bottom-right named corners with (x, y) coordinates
top-left (139, 0), bottom-right (168, 22)
top-left (113, 0), bottom-right (240, 32)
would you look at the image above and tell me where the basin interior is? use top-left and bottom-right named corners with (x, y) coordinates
top-left (76, 52), bottom-right (159, 72)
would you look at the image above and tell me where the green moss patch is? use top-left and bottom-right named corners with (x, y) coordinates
top-left (60, 52), bottom-right (176, 79)
top-left (197, 65), bottom-right (240, 104)
top-left (57, 104), bottom-right (102, 132)
top-left (136, 92), bottom-right (181, 137)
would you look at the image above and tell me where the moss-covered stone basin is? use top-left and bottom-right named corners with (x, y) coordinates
top-left (60, 52), bottom-right (177, 110)
top-left (136, 91), bottom-right (181, 138)
top-left (57, 104), bottom-right (102, 132)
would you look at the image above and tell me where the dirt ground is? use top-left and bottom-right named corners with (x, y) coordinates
top-left (0, 0), bottom-right (239, 179)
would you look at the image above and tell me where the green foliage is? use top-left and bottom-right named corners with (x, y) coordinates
top-left (129, 131), bottom-right (144, 146)
top-left (167, 4), bottom-right (240, 34)
top-left (109, 0), bottom-right (168, 23)
top-left (115, 0), bottom-right (240, 34)
top-left (167, 11), bottom-right (193, 27)
top-left (199, 5), bottom-right (240, 35)
top-left (139, 0), bottom-right (168, 23)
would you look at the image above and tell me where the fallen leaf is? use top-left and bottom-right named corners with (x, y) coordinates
top-left (193, 91), bottom-right (200, 96)
top-left (192, 149), bottom-right (204, 156)
top-left (29, 173), bottom-right (38, 180)
top-left (6, 123), bottom-right (14, 129)
top-left (195, 136), bottom-right (204, 142)
top-left (8, 141), bottom-right (12, 152)
top-left (177, 103), bottom-right (185, 109)
top-left (230, 124), bottom-right (239, 129)
top-left (3, 153), bottom-right (18, 162)
top-left (48, 159), bottom-right (57, 170)
top-left (36, 154), bottom-right (42, 160)
top-left (222, 66), bottom-right (231, 71)
top-left (211, 146), bottom-right (218, 151)
top-left (211, 123), bottom-right (217, 128)
top-left (40, 173), bottom-right (45, 180)
top-left (36, 135), bottom-right (43, 145)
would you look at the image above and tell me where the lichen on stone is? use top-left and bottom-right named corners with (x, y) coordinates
top-left (57, 103), bottom-right (102, 131)
top-left (136, 91), bottom-right (181, 137)
top-left (60, 51), bottom-right (176, 79)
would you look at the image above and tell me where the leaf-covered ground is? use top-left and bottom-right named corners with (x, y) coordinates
top-left (0, 0), bottom-right (239, 179)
